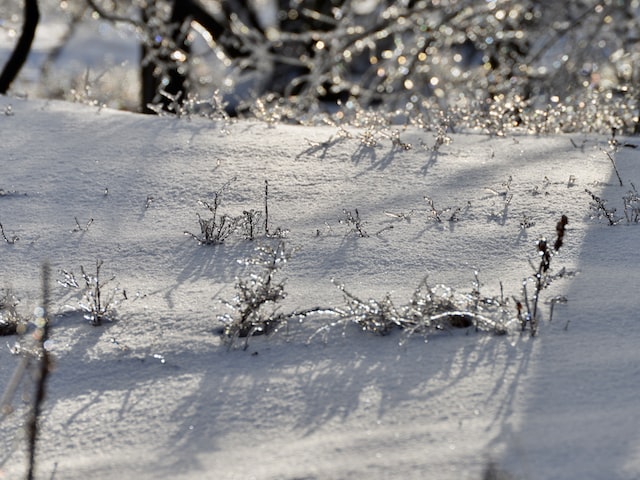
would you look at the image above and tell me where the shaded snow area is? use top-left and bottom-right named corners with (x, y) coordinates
top-left (0, 98), bottom-right (638, 480)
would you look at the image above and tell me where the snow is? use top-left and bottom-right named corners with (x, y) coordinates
top-left (0, 97), bottom-right (638, 480)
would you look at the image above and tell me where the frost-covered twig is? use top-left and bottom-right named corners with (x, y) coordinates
top-left (340, 208), bottom-right (369, 237)
top-left (585, 189), bottom-right (620, 225)
top-left (0, 222), bottom-right (18, 244)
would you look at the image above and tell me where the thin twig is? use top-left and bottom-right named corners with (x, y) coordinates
top-left (26, 263), bottom-right (51, 480)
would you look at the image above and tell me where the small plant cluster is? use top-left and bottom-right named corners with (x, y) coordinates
top-left (220, 217), bottom-right (570, 349)
top-left (340, 209), bottom-right (370, 238)
top-left (424, 196), bottom-right (471, 224)
top-left (586, 182), bottom-right (640, 225)
top-left (309, 276), bottom-right (510, 345)
top-left (516, 215), bottom-right (569, 336)
top-left (58, 260), bottom-right (121, 326)
top-left (185, 179), bottom-right (286, 245)
top-left (219, 241), bottom-right (328, 349)
top-left (147, 89), bottom-right (232, 127)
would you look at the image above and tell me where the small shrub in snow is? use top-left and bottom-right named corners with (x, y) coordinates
top-left (185, 186), bottom-right (238, 245)
top-left (586, 184), bottom-right (640, 225)
top-left (186, 179), bottom-right (287, 244)
top-left (58, 260), bottom-right (121, 326)
top-left (219, 242), bottom-right (291, 348)
top-left (219, 241), bottom-right (328, 349)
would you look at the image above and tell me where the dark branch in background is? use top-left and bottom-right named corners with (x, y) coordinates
top-left (141, 0), bottom-right (236, 113)
top-left (0, 0), bottom-right (40, 94)
top-left (141, 1), bottom-right (192, 113)
top-left (86, 0), bottom-right (141, 27)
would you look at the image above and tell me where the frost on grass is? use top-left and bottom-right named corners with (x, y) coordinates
top-left (309, 276), bottom-right (512, 345)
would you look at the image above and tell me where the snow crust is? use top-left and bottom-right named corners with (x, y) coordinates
top-left (0, 98), bottom-right (638, 479)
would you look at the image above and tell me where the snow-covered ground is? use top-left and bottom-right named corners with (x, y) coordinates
top-left (0, 98), bottom-right (638, 479)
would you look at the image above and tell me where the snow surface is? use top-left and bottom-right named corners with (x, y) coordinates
top-left (0, 98), bottom-right (638, 480)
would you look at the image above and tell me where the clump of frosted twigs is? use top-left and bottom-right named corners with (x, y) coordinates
top-left (219, 241), bottom-right (330, 349)
top-left (58, 260), bottom-right (121, 326)
top-left (186, 179), bottom-right (286, 244)
top-left (585, 188), bottom-right (621, 225)
top-left (309, 277), bottom-right (512, 345)
top-left (340, 208), bottom-right (369, 237)
top-left (222, 218), bottom-right (572, 348)
top-left (185, 182), bottom-right (238, 245)
top-left (424, 196), bottom-right (470, 223)
top-left (0, 289), bottom-right (23, 336)
top-left (516, 215), bottom-right (568, 336)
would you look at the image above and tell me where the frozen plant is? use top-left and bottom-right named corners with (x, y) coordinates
top-left (424, 196), bottom-right (470, 223)
top-left (517, 215), bottom-right (569, 336)
top-left (185, 180), bottom-right (238, 245)
top-left (239, 209), bottom-right (262, 240)
top-left (71, 216), bottom-right (93, 233)
top-left (388, 129), bottom-right (412, 151)
top-left (263, 180), bottom-right (287, 238)
top-left (330, 280), bottom-right (403, 336)
top-left (401, 276), bottom-right (511, 343)
top-left (219, 241), bottom-right (330, 349)
top-left (312, 275), bottom-right (511, 345)
top-left (58, 260), bottom-right (121, 326)
top-left (585, 189), bottom-right (621, 225)
top-left (219, 241), bottom-right (293, 346)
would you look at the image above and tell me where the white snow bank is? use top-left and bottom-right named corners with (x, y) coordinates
top-left (0, 98), bottom-right (638, 480)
